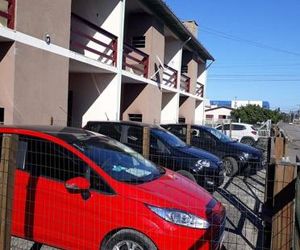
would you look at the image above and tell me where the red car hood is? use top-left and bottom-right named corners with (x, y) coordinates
top-left (118, 169), bottom-right (222, 218)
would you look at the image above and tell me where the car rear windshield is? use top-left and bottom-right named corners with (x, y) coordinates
top-left (72, 135), bottom-right (164, 184)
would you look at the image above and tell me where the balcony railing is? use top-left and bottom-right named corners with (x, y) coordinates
top-left (162, 64), bottom-right (177, 89)
top-left (196, 82), bottom-right (204, 97)
top-left (180, 74), bottom-right (190, 92)
top-left (123, 43), bottom-right (149, 78)
top-left (70, 13), bottom-right (118, 67)
top-left (0, 0), bottom-right (15, 29)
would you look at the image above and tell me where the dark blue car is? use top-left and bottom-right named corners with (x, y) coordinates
top-left (84, 121), bottom-right (224, 191)
top-left (162, 124), bottom-right (263, 176)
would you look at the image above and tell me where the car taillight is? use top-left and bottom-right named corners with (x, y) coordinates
top-left (251, 131), bottom-right (257, 135)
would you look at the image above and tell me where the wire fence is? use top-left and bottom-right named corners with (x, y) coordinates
top-left (0, 124), bottom-right (298, 250)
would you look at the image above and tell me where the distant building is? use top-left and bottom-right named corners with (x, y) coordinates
top-left (210, 100), bottom-right (270, 109)
top-left (205, 106), bottom-right (233, 125)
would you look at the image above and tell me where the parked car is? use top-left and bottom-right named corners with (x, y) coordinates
top-left (162, 124), bottom-right (263, 177)
top-left (0, 126), bottom-right (226, 250)
top-left (215, 122), bottom-right (259, 146)
top-left (84, 121), bottom-right (225, 191)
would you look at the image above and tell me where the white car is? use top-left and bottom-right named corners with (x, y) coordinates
top-left (215, 123), bottom-right (259, 145)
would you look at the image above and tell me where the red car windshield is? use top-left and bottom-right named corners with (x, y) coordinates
top-left (72, 136), bottom-right (165, 184)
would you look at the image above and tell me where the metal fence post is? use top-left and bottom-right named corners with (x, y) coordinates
top-left (0, 134), bottom-right (18, 250)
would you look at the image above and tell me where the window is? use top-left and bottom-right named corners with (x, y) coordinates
top-left (150, 135), bottom-right (170, 155)
top-left (128, 114), bottom-right (142, 122)
top-left (97, 123), bottom-right (121, 141)
top-left (124, 126), bottom-right (143, 148)
top-left (232, 125), bottom-right (246, 131)
top-left (181, 65), bottom-right (188, 74)
top-left (132, 36), bottom-right (145, 48)
top-left (0, 107), bottom-right (4, 124)
top-left (178, 117), bottom-right (186, 123)
top-left (206, 114), bottom-right (213, 119)
top-left (218, 115), bottom-right (226, 119)
top-left (19, 136), bottom-right (87, 181)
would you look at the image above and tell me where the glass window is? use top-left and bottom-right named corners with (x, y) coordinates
top-left (124, 126), bottom-right (143, 149)
top-left (73, 136), bottom-right (164, 184)
top-left (20, 136), bottom-right (87, 181)
top-left (151, 129), bottom-right (186, 148)
top-left (232, 125), bottom-right (245, 130)
top-left (98, 124), bottom-right (122, 141)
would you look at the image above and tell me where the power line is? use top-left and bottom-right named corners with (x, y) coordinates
top-left (201, 26), bottom-right (300, 57)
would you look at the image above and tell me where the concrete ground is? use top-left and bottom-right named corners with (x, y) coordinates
top-left (214, 170), bottom-right (267, 250)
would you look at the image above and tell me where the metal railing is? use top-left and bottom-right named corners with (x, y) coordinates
top-left (180, 74), bottom-right (190, 92)
top-left (123, 43), bottom-right (149, 78)
top-left (70, 13), bottom-right (118, 66)
top-left (196, 82), bottom-right (204, 97)
top-left (0, 0), bottom-right (15, 29)
top-left (162, 64), bottom-right (177, 88)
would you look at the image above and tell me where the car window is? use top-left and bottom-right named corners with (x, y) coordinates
top-left (19, 135), bottom-right (113, 194)
top-left (150, 135), bottom-right (171, 155)
top-left (167, 126), bottom-right (186, 138)
top-left (98, 123), bottom-right (122, 141)
top-left (232, 125), bottom-right (245, 130)
top-left (123, 126), bottom-right (143, 149)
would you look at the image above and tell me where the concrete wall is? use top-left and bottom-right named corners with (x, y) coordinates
top-left (161, 92), bottom-right (179, 124)
top-left (69, 73), bottom-right (119, 127)
top-left (179, 96), bottom-right (195, 124)
top-left (0, 42), bottom-right (15, 124)
top-left (71, 0), bottom-right (122, 63)
top-left (121, 83), bottom-right (162, 124)
top-left (197, 62), bottom-right (207, 85)
top-left (195, 100), bottom-right (204, 124)
top-left (13, 43), bottom-right (69, 125)
top-left (182, 50), bottom-right (197, 94)
top-left (125, 13), bottom-right (165, 80)
top-left (72, 0), bottom-right (121, 37)
top-left (164, 37), bottom-right (182, 71)
top-left (15, 0), bottom-right (72, 48)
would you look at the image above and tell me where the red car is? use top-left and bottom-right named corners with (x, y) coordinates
top-left (0, 126), bottom-right (225, 250)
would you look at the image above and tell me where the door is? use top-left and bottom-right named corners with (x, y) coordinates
top-left (18, 135), bottom-right (115, 249)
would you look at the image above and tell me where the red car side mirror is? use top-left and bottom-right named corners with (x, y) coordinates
top-left (65, 177), bottom-right (90, 192)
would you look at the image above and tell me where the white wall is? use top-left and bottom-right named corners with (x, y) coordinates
top-left (195, 100), bottom-right (204, 124)
top-left (72, 0), bottom-right (122, 63)
top-left (69, 73), bottom-right (119, 127)
top-left (160, 92), bottom-right (179, 124)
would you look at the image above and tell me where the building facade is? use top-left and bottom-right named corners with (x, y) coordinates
top-left (0, 0), bottom-right (213, 127)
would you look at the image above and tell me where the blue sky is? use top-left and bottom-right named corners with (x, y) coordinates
top-left (165, 0), bottom-right (300, 112)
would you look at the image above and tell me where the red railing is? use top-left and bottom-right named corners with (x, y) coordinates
top-left (162, 64), bottom-right (177, 88)
top-left (0, 0), bottom-right (15, 29)
top-left (180, 74), bottom-right (190, 92)
top-left (70, 13), bottom-right (118, 66)
top-left (196, 82), bottom-right (204, 97)
top-left (123, 43), bottom-right (149, 78)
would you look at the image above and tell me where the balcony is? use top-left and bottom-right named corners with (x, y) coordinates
top-left (123, 43), bottom-right (149, 78)
top-left (180, 74), bottom-right (190, 92)
top-left (0, 0), bottom-right (15, 29)
top-left (162, 64), bottom-right (177, 89)
top-left (70, 13), bottom-right (118, 67)
top-left (196, 82), bottom-right (204, 97)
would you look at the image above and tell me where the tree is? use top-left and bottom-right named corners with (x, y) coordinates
top-left (231, 105), bottom-right (283, 124)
